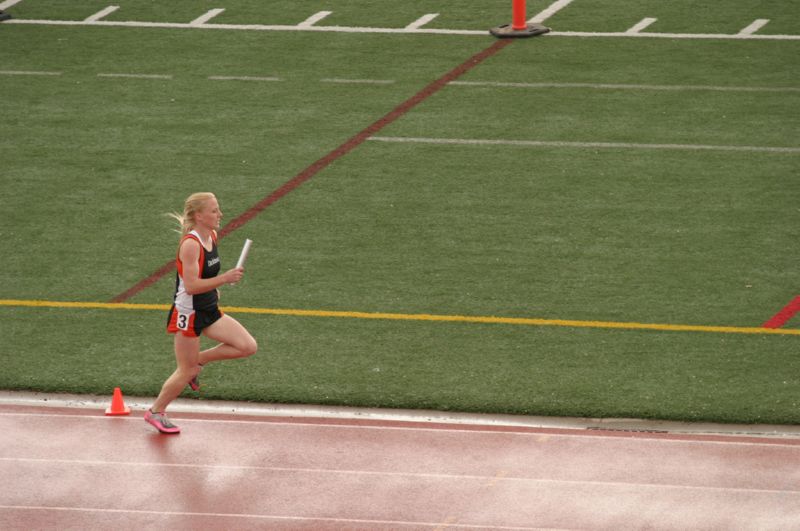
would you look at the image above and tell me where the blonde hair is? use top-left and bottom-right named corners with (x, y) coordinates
top-left (168, 192), bottom-right (216, 236)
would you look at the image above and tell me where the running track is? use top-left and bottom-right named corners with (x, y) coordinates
top-left (2, 403), bottom-right (799, 529)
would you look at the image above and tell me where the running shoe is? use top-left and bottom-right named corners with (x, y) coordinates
top-left (188, 364), bottom-right (203, 391)
top-left (144, 409), bottom-right (180, 434)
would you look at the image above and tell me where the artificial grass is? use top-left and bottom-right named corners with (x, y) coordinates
top-left (2, 1), bottom-right (798, 424)
top-left (2, 306), bottom-right (798, 424)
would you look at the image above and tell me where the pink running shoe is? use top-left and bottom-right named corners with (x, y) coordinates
top-left (188, 364), bottom-right (203, 391)
top-left (144, 409), bottom-right (180, 434)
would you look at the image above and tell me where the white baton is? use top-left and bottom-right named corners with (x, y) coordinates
top-left (236, 239), bottom-right (253, 269)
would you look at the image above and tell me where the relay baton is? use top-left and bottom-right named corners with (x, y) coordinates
top-left (236, 239), bottom-right (253, 269)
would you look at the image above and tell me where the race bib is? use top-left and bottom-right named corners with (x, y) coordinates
top-left (176, 311), bottom-right (191, 331)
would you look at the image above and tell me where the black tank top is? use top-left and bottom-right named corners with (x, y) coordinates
top-left (173, 230), bottom-right (221, 312)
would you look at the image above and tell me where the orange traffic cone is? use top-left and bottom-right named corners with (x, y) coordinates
top-left (105, 387), bottom-right (131, 416)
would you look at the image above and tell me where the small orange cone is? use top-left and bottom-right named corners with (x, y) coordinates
top-left (105, 387), bottom-right (131, 416)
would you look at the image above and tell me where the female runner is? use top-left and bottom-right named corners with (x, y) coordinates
top-left (145, 192), bottom-right (257, 434)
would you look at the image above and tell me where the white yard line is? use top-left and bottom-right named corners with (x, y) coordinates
top-left (8, 70), bottom-right (796, 93)
top-left (97, 73), bottom-right (172, 79)
top-left (0, 70), bottom-right (61, 76)
top-left (549, 29), bottom-right (798, 40)
top-left (321, 78), bottom-right (395, 85)
top-left (369, 136), bottom-right (800, 154)
top-left (0, 0), bottom-right (22, 10)
top-left (190, 8), bottom-right (225, 26)
top-left (405, 13), bottom-right (438, 31)
top-left (449, 80), bottom-right (800, 93)
top-left (739, 19), bottom-right (770, 35)
top-left (528, 0), bottom-right (574, 24)
top-left (5, 18), bottom-right (799, 40)
top-left (208, 75), bottom-right (281, 82)
top-left (627, 17), bottom-right (657, 34)
top-left (84, 6), bottom-right (118, 23)
top-left (298, 10), bottom-right (332, 28)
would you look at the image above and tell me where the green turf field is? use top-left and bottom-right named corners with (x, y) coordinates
top-left (2, 0), bottom-right (798, 424)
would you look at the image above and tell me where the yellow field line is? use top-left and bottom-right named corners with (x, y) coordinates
top-left (2, 298), bottom-right (798, 337)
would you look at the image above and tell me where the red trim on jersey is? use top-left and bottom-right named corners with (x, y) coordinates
top-left (176, 232), bottom-right (207, 280)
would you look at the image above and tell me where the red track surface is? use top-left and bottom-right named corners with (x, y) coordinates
top-left (1, 404), bottom-right (799, 529)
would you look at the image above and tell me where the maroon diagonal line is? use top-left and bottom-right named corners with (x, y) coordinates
top-left (112, 39), bottom-right (512, 303)
top-left (763, 295), bottom-right (800, 329)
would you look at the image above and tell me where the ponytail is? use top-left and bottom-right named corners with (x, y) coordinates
top-left (168, 192), bottom-right (216, 236)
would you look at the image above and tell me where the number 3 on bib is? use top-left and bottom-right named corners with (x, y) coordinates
top-left (177, 312), bottom-right (190, 330)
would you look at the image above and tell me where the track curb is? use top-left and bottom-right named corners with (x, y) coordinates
top-left (1, 390), bottom-right (798, 439)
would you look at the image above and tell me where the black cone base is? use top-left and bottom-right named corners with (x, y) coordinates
top-left (489, 23), bottom-right (550, 38)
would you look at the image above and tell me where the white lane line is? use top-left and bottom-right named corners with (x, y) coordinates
top-left (4, 18), bottom-right (800, 40)
top-left (528, 0), bottom-right (574, 24)
top-left (369, 136), bottom-right (800, 154)
top-left (298, 10), bottom-right (332, 28)
top-left (2, 412), bottom-right (578, 438)
top-left (406, 13), bottom-right (438, 30)
top-left (0, 505), bottom-right (540, 531)
top-left (449, 80), bottom-right (800, 93)
top-left (0, 70), bottom-right (61, 76)
top-left (97, 73), bottom-right (172, 79)
top-left (321, 78), bottom-right (395, 85)
top-left (208, 75), bottom-right (281, 82)
top-left (627, 17), bottom-right (657, 34)
top-left (0, 0), bottom-right (22, 10)
top-left (190, 8), bottom-right (224, 26)
top-left (3, 457), bottom-right (799, 495)
top-left (739, 19), bottom-right (770, 35)
top-left (84, 5), bottom-right (119, 23)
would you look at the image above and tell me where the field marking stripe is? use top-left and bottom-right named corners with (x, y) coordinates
top-left (2, 299), bottom-right (798, 336)
top-left (97, 73), bottom-right (172, 79)
top-left (5, 19), bottom-right (800, 40)
top-left (5, 72), bottom-right (794, 93)
top-left (298, 11), bottom-right (332, 28)
top-left (108, 261), bottom-right (176, 302)
top-left (321, 78), bottom-right (395, 85)
top-left (3, 19), bottom-right (485, 35)
top-left (110, 40), bottom-right (512, 302)
top-left (84, 6), bottom-right (119, 23)
top-left (208, 75), bottom-right (281, 82)
top-left (0, 505), bottom-right (540, 530)
top-left (449, 80), bottom-right (800, 93)
top-left (369, 136), bottom-right (800, 154)
top-left (627, 18), bottom-right (657, 34)
top-left (406, 14), bottom-right (438, 31)
top-left (0, 300), bottom-right (170, 311)
top-left (0, 70), bottom-right (61, 76)
top-left (0, 0), bottom-right (21, 10)
top-left (547, 30), bottom-right (798, 40)
top-left (763, 296), bottom-right (800, 328)
top-left (190, 8), bottom-right (225, 26)
top-left (739, 19), bottom-right (769, 36)
top-left (528, 0), bottom-right (574, 24)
